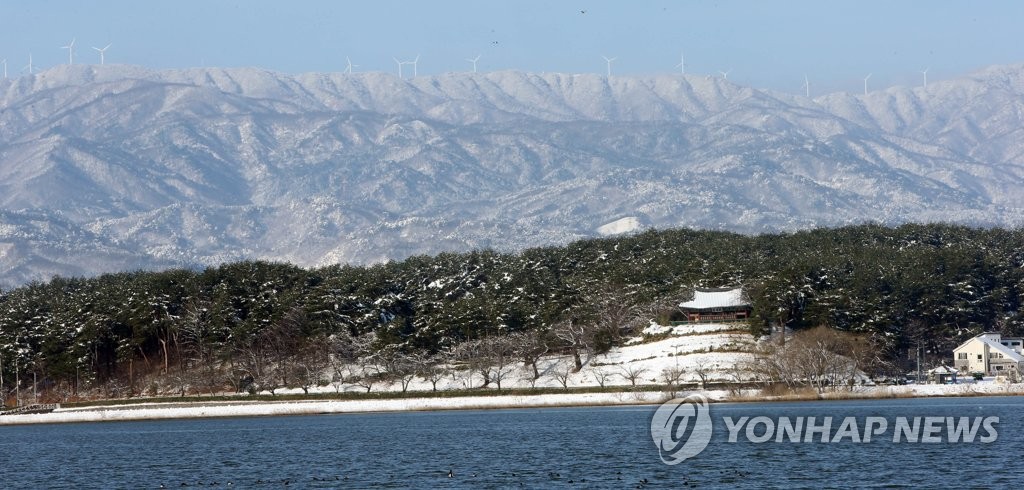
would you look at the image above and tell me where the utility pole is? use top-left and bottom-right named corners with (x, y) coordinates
top-left (921, 343), bottom-right (929, 384)
top-left (15, 352), bottom-right (19, 407)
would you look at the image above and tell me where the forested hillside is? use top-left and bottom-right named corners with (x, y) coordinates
top-left (1, 223), bottom-right (1022, 400)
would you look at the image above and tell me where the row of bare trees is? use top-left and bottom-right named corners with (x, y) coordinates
top-left (306, 325), bottom-right (660, 394)
top-left (158, 320), bottom-right (886, 396)
top-left (63, 285), bottom-right (668, 397)
top-left (747, 326), bottom-right (880, 392)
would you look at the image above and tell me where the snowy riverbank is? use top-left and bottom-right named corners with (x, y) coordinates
top-left (4, 383), bottom-right (1023, 426)
top-left (0, 391), bottom-right (671, 425)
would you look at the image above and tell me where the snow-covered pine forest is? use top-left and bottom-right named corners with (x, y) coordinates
top-left (1, 223), bottom-right (1022, 402)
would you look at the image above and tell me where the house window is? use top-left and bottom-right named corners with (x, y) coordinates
top-left (995, 366), bottom-right (1004, 371)
top-left (978, 354), bottom-right (983, 360)
top-left (957, 353), bottom-right (968, 360)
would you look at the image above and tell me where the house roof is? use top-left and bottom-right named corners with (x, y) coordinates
top-left (927, 365), bottom-right (958, 374)
top-left (679, 287), bottom-right (749, 310)
top-left (954, 333), bottom-right (1024, 363)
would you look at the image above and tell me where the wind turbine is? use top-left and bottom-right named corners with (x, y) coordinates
top-left (602, 55), bottom-right (616, 77)
top-left (719, 69), bottom-right (731, 80)
top-left (61, 38), bottom-right (75, 65)
top-left (23, 53), bottom-right (33, 75)
top-left (466, 54), bottom-right (480, 73)
top-left (802, 74), bottom-right (810, 97)
top-left (674, 51), bottom-right (685, 75)
top-left (921, 67), bottom-right (929, 88)
top-left (393, 57), bottom-right (404, 78)
top-left (410, 55), bottom-right (419, 77)
top-left (863, 73), bottom-right (872, 95)
top-left (93, 44), bottom-right (111, 65)
top-left (344, 56), bottom-right (358, 74)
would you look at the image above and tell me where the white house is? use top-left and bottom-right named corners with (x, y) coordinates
top-left (952, 332), bottom-right (1024, 375)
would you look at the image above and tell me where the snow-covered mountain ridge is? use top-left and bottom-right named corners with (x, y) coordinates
top-left (2, 63), bottom-right (1024, 287)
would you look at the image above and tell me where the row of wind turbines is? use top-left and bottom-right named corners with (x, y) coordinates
top-left (385, 51), bottom-right (932, 97)
top-left (59, 38), bottom-right (113, 66)
top-left (2, 38), bottom-right (111, 78)
top-left (2, 42), bottom-right (933, 97)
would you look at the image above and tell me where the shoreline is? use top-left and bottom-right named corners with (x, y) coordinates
top-left (3, 383), bottom-right (1023, 426)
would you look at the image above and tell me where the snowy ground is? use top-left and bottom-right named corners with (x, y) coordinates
top-left (187, 321), bottom-right (758, 396)
top-left (353, 322), bottom-right (758, 393)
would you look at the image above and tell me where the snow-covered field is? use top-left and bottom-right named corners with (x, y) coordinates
top-left (327, 322), bottom-right (757, 393)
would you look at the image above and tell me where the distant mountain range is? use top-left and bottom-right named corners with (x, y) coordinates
top-left (2, 63), bottom-right (1024, 287)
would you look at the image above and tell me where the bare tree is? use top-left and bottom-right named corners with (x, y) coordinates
top-left (748, 341), bottom-right (797, 389)
top-left (552, 320), bottom-right (593, 372)
top-left (552, 361), bottom-right (574, 389)
top-left (588, 284), bottom-right (656, 342)
top-left (661, 365), bottom-right (686, 396)
top-left (238, 343), bottom-right (278, 395)
top-left (292, 334), bottom-right (331, 394)
top-left (510, 330), bottom-right (549, 382)
top-left (166, 365), bottom-right (190, 397)
top-left (483, 337), bottom-right (516, 390)
top-left (724, 361), bottom-right (750, 396)
top-left (380, 348), bottom-right (420, 393)
top-left (351, 331), bottom-right (382, 393)
top-left (419, 352), bottom-right (451, 392)
top-left (351, 357), bottom-right (382, 393)
top-left (327, 331), bottom-right (357, 393)
top-left (591, 367), bottom-right (612, 388)
top-left (521, 370), bottom-right (543, 389)
top-left (454, 339), bottom-right (493, 388)
top-left (692, 359), bottom-right (712, 389)
top-left (618, 364), bottom-right (649, 387)
top-left (329, 365), bottom-right (356, 394)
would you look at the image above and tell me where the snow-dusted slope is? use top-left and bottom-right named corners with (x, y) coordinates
top-left (2, 64), bottom-right (1024, 286)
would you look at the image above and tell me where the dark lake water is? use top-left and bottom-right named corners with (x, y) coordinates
top-left (1, 396), bottom-right (1022, 489)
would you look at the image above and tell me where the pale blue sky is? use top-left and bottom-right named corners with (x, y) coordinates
top-left (1, 1), bottom-right (1022, 94)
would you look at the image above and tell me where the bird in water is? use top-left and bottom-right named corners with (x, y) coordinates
top-left (448, 469), bottom-right (454, 478)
